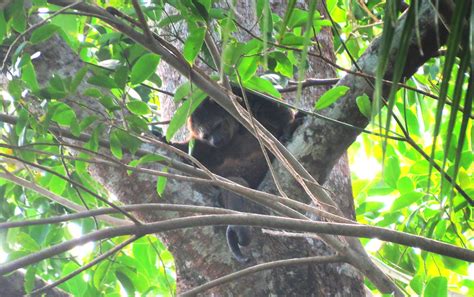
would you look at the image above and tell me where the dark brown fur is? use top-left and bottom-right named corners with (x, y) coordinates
top-left (163, 86), bottom-right (296, 262)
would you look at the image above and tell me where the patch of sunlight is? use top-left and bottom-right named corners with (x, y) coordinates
top-left (0, 248), bottom-right (7, 263)
top-left (67, 222), bottom-right (95, 260)
top-left (365, 239), bottom-right (382, 253)
top-left (351, 153), bottom-right (382, 180)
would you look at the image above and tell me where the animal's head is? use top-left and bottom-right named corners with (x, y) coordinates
top-left (188, 99), bottom-right (240, 148)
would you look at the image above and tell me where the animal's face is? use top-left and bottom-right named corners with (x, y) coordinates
top-left (189, 100), bottom-right (239, 148)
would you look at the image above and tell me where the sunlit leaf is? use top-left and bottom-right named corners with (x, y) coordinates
top-left (130, 54), bottom-right (161, 84)
top-left (315, 86), bottom-right (349, 110)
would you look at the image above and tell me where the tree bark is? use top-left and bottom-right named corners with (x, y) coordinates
top-left (0, 271), bottom-right (70, 297)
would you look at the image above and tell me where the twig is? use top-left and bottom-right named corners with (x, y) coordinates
top-left (0, 171), bottom-right (129, 226)
top-left (1, 0), bottom-right (82, 70)
top-left (0, 203), bottom-right (234, 229)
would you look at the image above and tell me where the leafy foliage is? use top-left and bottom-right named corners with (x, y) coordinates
top-left (0, 0), bottom-right (471, 296)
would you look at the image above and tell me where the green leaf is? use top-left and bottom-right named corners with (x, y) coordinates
top-left (125, 114), bottom-right (149, 133)
top-left (127, 154), bottom-right (164, 175)
top-left (24, 266), bottom-right (36, 293)
top-left (423, 277), bottom-right (447, 297)
top-left (93, 261), bottom-right (110, 289)
top-left (158, 14), bottom-right (183, 28)
top-left (114, 65), bottom-right (129, 89)
top-left (99, 95), bottom-right (119, 111)
top-left (114, 130), bottom-right (141, 155)
top-left (85, 125), bottom-right (102, 152)
top-left (396, 176), bottom-right (414, 194)
top-left (15, 108), bottom-right (28, 138)
top-left (315, 86), bottom-right (349, 110)
top-left (256, 0), bottom-right (272, 39)
top-left (69, 116), bottom-right (81, 137)
top-left (391, 191), bottom-right (423, 211)
top-left (269, 52), bottom-right (293, 78)
top-left (410, 274), bottom-right (424, 295)
top-left (237, 55), bottom-right (259, 82)
top-left (21, 56), bottom-right (39, 91)
top-left (127, 100), bottom-right (150, 115)
top-left (384, 156), bottom-right (400, 188)
top-left (356, 94), bottom-right (371, 118)
top-left (87, 74), bottom-right (117, 89)
top-left (280, 34), bottom-right (305, 46)
top-left (0, 11), bottom-right (6, 44)
top-left (183, 26), bottom-right (206, 63)
top-left (50, 102), bottom-right (77, 126)
top-left (116, 271), bottom-right (135, 296)
top-left (79, 115), bottom-right (97, 131)
top-left (243, 77), bottom-right (281, 98)
top-left (166, 89), bottom-right (207, 140)
top-left (8, 79), bottom-right (23, 100)
top-left (110, 130), bottom-right (123, 159)
top-left (49, 74), bottom-right (66, 92)
top-left (134, 154), bottom-right (165, 166)
top-left (30, 24), bottom-right (60, 44)
top-left (83, 88), bottom-right (103, 98)
top-left (356, 201), bottom-right (385, 214)
top-left (236, 39), bottom-right (262, 81)
top-left (209, 8), bottom-right (226, 19)
top-left (49, 174), bottom-right (67, 195)
top-left (16, 232), bottom-right (41, 251)
top-left (156, 167), bottom-right (168, 197)
top-left (130, 53), bottom-right (160, 84)
top-left (62, 262), bottom-right (87, 296)
top-left (433, 220), bottom-right (447, 239)
top-left (174, 82), bottom-right (191, 102)
top-left (71, 66), bottom-right (88, 93)
top-left (11, 10), bottom-right (26, 32)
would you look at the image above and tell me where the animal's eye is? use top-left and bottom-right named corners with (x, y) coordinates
top-left (201, 133), bottom-right (209, 140)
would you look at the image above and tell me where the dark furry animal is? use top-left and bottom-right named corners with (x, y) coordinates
top-left (162, 85), bottom-right (296, 262)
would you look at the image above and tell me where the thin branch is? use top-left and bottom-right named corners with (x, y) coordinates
top-left (1, 213), bottom-right (472, 276)
top-left (204, 30), bottom-right (231, 89)
top-left (279, 78), bottom-right (340, 92)
top-left (1, 142), bottom-right (355, 225)
top-left (28, 235), bottom-right (140, 296)
top-left (406, 137), bottom-right (473, 205)
top-left (0, 203), bottom-right (234, 229)
top-left (0, 112), bottom-right (207, 179)
top-left (181, 255), bottom-right (345, 296)
top-left (235, 73), bottom-right (288, 199)
top-left (131, 0), bottom-right (155, 43)
top-left (0, 171), bottom-right (129, 226)
top-left (357, 0), bottom-right (380, 22)
top-left (0, 152), bottom-right (141, 224)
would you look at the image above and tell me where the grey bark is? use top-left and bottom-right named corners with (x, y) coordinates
top-left (0, 271), bottom-right (70, 297)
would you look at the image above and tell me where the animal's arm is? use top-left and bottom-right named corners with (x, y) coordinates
top-left (220, 176), bottom-right (254, 263)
